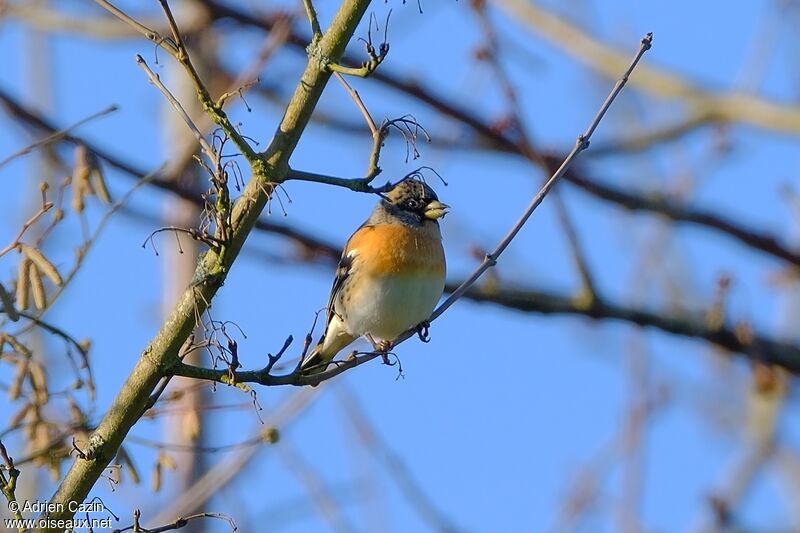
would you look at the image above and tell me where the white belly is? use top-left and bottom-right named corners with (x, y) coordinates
top-left (344, 273), bottom-right (445, 341)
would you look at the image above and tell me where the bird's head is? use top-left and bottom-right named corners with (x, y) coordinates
top-left (381, 179), bottom-right (449, 221)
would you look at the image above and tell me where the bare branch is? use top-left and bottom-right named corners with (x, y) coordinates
top-left (302, 0), bottom-right (323, 39)
top-left (333, 72), bottom-right (378, 135)
top-left (41, 0), bottom-right (376, 525)
top-left (0, 201), bottom-right (53, 258)
top-left (171, 33), bottom-right (654, 387)
top-left (92, 0), bottom-right (179, 55)
top-left (428, 33), bottom-right (653, 325)
top-left (0, 441), bottom-right (23, 523)
top-left (491, 0), bottom-right (800, 134)
top-left (135, 55), bottom-right (216, 160)
top-left (112, 509), bottom-right (236, 533)
top-left (0, 105), bottom-right (117, 169)
top-left (284, 168), bottom-right (387, 193)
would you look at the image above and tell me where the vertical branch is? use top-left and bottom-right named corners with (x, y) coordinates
top-left (615, 335), bottom-right (651, 533)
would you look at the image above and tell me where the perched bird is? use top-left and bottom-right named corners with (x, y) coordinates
top-left (301, 179), bottom-right (449, 375)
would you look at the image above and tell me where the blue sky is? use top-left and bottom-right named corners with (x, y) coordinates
top-left (1, 0), bottom-right (799, 531)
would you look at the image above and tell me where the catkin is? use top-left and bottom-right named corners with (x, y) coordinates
top-left (29, 262), bottom-right (46, 311)
top-left (91, 166), bottom-right (112, 204)
top-left (16, 257), bottom-right (32, 311)
top-left (20, 244), bottom-right (62, 286)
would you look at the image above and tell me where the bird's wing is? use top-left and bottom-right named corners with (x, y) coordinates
top-left (321, 222), bottom-right (375, 329)
top-left (323, 248), bottom-right (355, 329)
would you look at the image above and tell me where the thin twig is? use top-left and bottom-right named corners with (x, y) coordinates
top-left (94, 0), bottom-right (257, 161)
top-left (135, 55), bottom-right (216, 159)
top-left (0, 201), bottom-right (54, 258)
top-left (285, 168), bottom-right (386, 192)
top-left (427, 33), bottom-right (653, 325)
top-left (155, 0), bottom-right (258, 160)
top-left (16, 310), bottom-right (94, 393)
top-left (112, 510), bottom-right (236, 533)
top-left (333, 72), bottom-right (378, 135)
top-left (0, 441), bottom-right (23, 524)
top-left (171, 33), bottom-right (654, 387)
top-left (126, 434), bottom-right (264, 454)
top-left (92, 0), bottom-right (179, 55)
top-left (472, 2), bottom-right (597, 302)
top-left (302, 0), bottom-right (323, 38)
top-left (0, 105), bottom-right (118, 169)
top-left (338, 387), bottom-right (462, 533)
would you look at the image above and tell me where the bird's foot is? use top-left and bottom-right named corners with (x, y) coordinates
top-left (376, 340), bottom-right (393, 364)
top-left (366, 334), bottom-right (393, 364)
top-left (415, 321), bottom-right (431, 343)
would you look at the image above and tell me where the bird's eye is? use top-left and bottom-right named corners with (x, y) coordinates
top-left (405, 199), bottom-right (420, 210)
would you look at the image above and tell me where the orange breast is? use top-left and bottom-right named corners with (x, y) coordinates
top-left (346, 224), bottom-right (445, 276)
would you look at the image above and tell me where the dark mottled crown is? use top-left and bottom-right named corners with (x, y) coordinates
top-left (383, 180), bottom-right (440, 214)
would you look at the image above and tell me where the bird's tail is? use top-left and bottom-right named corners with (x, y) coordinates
top-left (300, 343), bottom-right (329, 375)
top-left (301, 329), bottom-right (356, 377)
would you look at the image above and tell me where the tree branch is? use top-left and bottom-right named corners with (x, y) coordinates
top-left (111, 510), bottom-right (236, 533)
top-left (301, 0), bottom-right (323, 39)
top-left (170, 33), bottom-right (654, 387)
top-left (5, 87), bottom-right (800, 373)
top-left (453, 284), bottom-right (800, 374)
top-left (172, 278), bottom-right (800, 388)
top-left (8, 7), bottom-right (800, 269)
top-left (0, 441), bottom-right (24, 525)
top-left (135, 55), bottom-right (216, 159)
top-left (0, 104), bottom-right (117, 169)
top-left (40, 0), bottom-right (374, 526)
top-left (491, 0), bottom-right (800, 134)
top-left (284, 168), bottom-right (385, 192)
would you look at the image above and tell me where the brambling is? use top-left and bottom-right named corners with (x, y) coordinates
top-left (301, 179), bottom-right (449, 375)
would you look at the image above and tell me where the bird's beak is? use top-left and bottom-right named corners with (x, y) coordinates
top-left (424, 200), bottom-right (450, 220)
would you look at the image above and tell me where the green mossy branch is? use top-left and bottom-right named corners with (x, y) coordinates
top-left (41, 0), bottom-right (373, 528)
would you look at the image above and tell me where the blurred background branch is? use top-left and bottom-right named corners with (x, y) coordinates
top-left (1, 0), bottom-right (799, 531)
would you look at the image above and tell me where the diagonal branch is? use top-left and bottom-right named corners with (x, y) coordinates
top-left (454, 284), bottom-right (800, 374)
top-left (301, 0), bottom-right (323, 39)
top-left (40, 0), bottom-right (375, 527)
top-left (171, 277), bottom-right (800, 385)
top-left (5, 87), bottom-right (800, 373)
top-left (94, 0), bottom-right (257, 163)
top-left (0, 104), bottom-right (117, 169)
top-left (7, 6), bottom-right (800, 269)
top-left (558, 166), bottom-right (800, 267)
top-left (171, 33), bottom-right (654, 387)
top-left (490, 0), bottom-right (800, 134)
top-left (135, 55), bottom-right (216, 159)
top-left (426, 33), bottom-right (652, 327)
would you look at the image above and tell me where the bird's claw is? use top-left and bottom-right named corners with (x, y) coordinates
top-left (370, 339), bottom-right (393, 365)
top-left (416, 321), bottom-right (431, 343)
